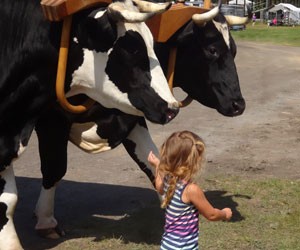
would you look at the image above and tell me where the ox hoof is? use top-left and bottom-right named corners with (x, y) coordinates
top-left (36, 225), bottom-right (65, 239)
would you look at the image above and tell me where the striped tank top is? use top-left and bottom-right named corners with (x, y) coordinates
top-left (161, 179), bottom-right (199, 250)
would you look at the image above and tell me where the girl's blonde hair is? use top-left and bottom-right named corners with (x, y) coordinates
top-left (159, 131), bottom-right (205, 208)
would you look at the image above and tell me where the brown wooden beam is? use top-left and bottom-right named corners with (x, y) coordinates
top-left (41, 0), bottom-right (111, 21)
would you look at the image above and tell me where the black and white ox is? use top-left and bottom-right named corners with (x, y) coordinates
top-left (0, 0), bottom-right (181, 248)
top-left (32, 0), bottom-right (247, 242)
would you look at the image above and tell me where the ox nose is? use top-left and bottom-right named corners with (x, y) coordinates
top-left (232, 99), bottom-right (246, 116)
top-left (166, 105), bottom-right (179, 123)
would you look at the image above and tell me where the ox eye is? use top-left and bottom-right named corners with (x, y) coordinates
top-left (209, 47), bottom-right (217, 56)
top-left (125, 47), bottom-right (139, 55)
top-left (131, 49), bottom-right (139, 55)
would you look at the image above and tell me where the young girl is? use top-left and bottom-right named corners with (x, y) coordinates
top-left (148, 130), bottom-right (232, 250)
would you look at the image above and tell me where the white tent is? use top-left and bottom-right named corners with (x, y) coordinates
top-left (268, 3), bottom-right (300, 24)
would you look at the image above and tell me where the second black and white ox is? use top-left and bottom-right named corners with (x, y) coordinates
top-left (33, 0), bottom-right (247, 243)
top-left (0, 0), bottom-right (179, 248)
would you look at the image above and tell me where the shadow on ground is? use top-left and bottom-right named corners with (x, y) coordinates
top-left (15, 176), bottom-right (163, 250)
top-left (205, 190), bottom-right (251, 222)
top-left (14, 177), bottom-right (248, 250)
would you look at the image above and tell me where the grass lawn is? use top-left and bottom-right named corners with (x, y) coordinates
top-left (58, 177), bottom-right (300, 250)
top-left (231, 22), bottom-right (300, 47)
top-left (199, 176), bottom-right (300, 250)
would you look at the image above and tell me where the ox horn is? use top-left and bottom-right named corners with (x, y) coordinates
top-left (192, 0), bottom-right (221, 27)
top-left (224, 15), bottom-right (248, 26)
top-left (133, 0), bottom-right (172, 13)
top-left (108, 0), bottom-right (171, 23)
top-left (225, 5), bottom-right (251, 26)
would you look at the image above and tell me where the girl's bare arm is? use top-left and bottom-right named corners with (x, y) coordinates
top-left (148, 151), bottom-right (164, 194)
top-left (184, 183), bottom-right (232, 221)
top-left (154, 169), bottom-right (164, 195)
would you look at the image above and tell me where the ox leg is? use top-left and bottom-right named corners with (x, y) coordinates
top-left (122, 119), bottom-right (159, 186)
top-left (34, 110), bottom-right (70, 238)
top-left (34, 186), bottom-right (62, 239)
top-left (0, 165), bottom-right (23, 250)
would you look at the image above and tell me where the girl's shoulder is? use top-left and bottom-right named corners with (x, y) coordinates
top-left (182, 182), bottom-right (204, 204)
top-left (186, 182), bottom-right (204, 194)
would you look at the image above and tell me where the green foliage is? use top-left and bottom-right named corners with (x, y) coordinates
top-left (231, 23), bottom-right (300, 47)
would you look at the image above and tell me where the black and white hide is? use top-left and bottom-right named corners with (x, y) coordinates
top-left (0, 0), bottom-right (179, 248)
top-left (32, 0), bottom-right (249, 243)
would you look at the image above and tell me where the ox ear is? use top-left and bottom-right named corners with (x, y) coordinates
top-left (76, 11), bottom-right (117, 52)
top-left (171, 22), bottom-right (194, 45)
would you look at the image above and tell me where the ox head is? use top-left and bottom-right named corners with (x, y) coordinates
top-left (66, 0), bottom-right (179, 124)
top-left (165, 0), bottom-right (247, 117)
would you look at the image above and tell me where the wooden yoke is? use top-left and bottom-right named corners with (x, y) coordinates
top-left (146, 1), bottom-right (210, 43)
top-left (41, 0), bottom-right (111, 21)
top-left (167, 47), bottom-right (193, 108)
top-left (55, 15), bottom-right (96, 113)
top-left (41, 0), bottom-right (111, 113)
top-left (203, 0), bottom-right (211, 9)
top-left (146, 0), bottom-right (211, 107)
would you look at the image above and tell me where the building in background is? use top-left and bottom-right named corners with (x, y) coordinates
top-left (268, 3), bottom-right (300, 25)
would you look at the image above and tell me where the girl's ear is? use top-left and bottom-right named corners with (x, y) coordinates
top-left (76, 11), bottom-right (117, 52)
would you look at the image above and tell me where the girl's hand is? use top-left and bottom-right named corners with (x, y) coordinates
top-left (222, 208), bottom-right (232, 221)
top-left (148, 151), bottom-right (164, 194)
top-left (148, 151), bottom-right (160, 168)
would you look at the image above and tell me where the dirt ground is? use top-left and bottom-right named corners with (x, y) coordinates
top-left (13, 41), bottom-right (300, 249)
